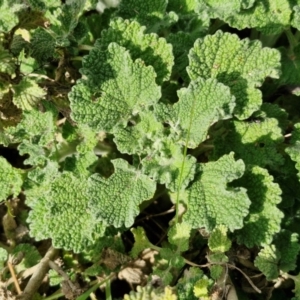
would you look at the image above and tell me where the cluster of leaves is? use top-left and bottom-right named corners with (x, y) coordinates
top-left (1, 0), bottom-right (300, 299)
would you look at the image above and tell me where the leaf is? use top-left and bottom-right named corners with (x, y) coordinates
top-left (0, 46), bottom-right (15, 75)
top-left (88, 159), bottom-right (156, 228)
top-left (187, 30), bottom-right (281, 119)
top-left (290, 273), bottom-right (300, 299)
top-left (168, 223), bottom-right (191, 252)
top-left (286, 123), bottom-right (300, 178)
top-left (183, 152), bottom-right (250, 231)
top-left (224, 0), bottom-right (293, 35)
top-left (167, 0), bottom-right (200, 14)
top-left (197, 0), bottom-right (244, 19)
top-left (0, 1), bottom-right (23, 32)
top-left (274, 230), bottom-right (300, 272)
top-left (69, 43), bottom-right (161, 131)
top-left (208, 225), bottom-right (231, 253)
top-left (193, 278), bottom-right (211, 300)
top-left (95, 18), bottom-right (174, 84)
top-left (0, 247), bottom-right (7, 268)
top-left (166, 32), bottom-right (196, 82)
top-left (124, 285), bottom-right (177, 300)
top-left (0, 157), bottom-right (23, 202)
top-left (254, 245), bottom-right (280, 280)
top-left (234, 166), bottom-right (283, 247)
top-left (30, 27), bottom-right (56, 62)
top-left (113, 110), bottom-right (164, 155)
top-left (130, 227), bottom-right (156, 258)
top-left (27, 172), bottom-right (105, 253)
top-left (154, 248), bottom-right (185, 285)
top-left (57, 0), bottom-right (85, 34)
top-left (12, 244), bottom-right (41, 273)
top-left (177, 268), bottom-right (206, 300)
top-left (142, 140), bottom-right (197, 192)
top-left (12, 78), bottom-right (46, 110)
top-left (156, 78), bottom-right (235, 148)
top-left (118, 0), bottom-right (174, 32)
top-left (2, 109), bottom-right (57, 166)
top-left (212, 117), bottom-right (284, 168)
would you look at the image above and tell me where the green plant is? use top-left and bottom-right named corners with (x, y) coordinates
top-left (1, 0), bottom-right (300, 299)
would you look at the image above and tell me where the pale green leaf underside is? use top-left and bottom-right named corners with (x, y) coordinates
top-left (187, 31), bottom-right (281, 119)
top-left (96, 18), bottom-right (174, 84)
top-left (70, 43), bottom-right (161, 131)
top-left (27, 172), bottom-right (105, 253)
top-left (89, 159), bottom-right (156, 228)
top-left (183, 152), bottom-right (250, 231)
top-left (157, 78), bottom-right (235, 148)
top-left (0, 157), bottom-right (23, 202)
top-left (234, 166), bottom-right (283, 247)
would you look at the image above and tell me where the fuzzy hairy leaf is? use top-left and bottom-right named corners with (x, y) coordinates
top-left (88, 159), bottom-right (156, 228)
top-left (113, 111), bottom-right (164, 155)
top-left (224, 0), bottom-right (293, 35)
top-left (130, 227), bottom-right (155, 258)
top-left (70, 43), bottom-right (161, 131)
top-left (142, 141), bottom-right (197, 192)
top-left (0, 1), bottom-right (23, 32)
top-left (156, 78), bottom-right (235, 148)
top-left (0, 46), bottom-right (15, 75)
top-left (27, 172), bottom-right (105, 253)
top-left (124, 285), bottom-right (177, 300)
top-left (286, 123), bottom-right (300, 178)
top-left (167, 0), bottom-right (200, 14)
top-left (12, 244), bottom-right (41, 273)
top-left (187, 31), bottom-right (281, 118)
top-left (166, 32), bottom-right (196, 82)
top-left (234, 166), bottom-right (283, 247)
top-left (0, 157), bottom-right (23, 202)
top-left (95, 18), bottom-right (174, 83)
top-left (2, 109), bottom-right (57, 165)
top-left (168, 223), bottom-right (191, 252)
top-left (254, 245), bottom-right (280, 280)
top-left (212, 118), bottom-right (284, 168)
top-left (12, 78), bottom-right (46, 110)
top-left (274, 230), bottom-right (300, 272)
top-left (177, 268), bottom-right (206, 300)
top-left (30, 27), bottom-right (56, 62)
top-left (118, 0), bottom-right (175, 31)
top-left (193, 278), bottom-right (211, 299)
top-left (208, 225), bottom-right (231, 253)
top-left (278, 45), bottom-right (300, 90)
top-left (197, 0), bottom-right (244, 19)
top-left (183, 152), bottom-right (250, 231)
